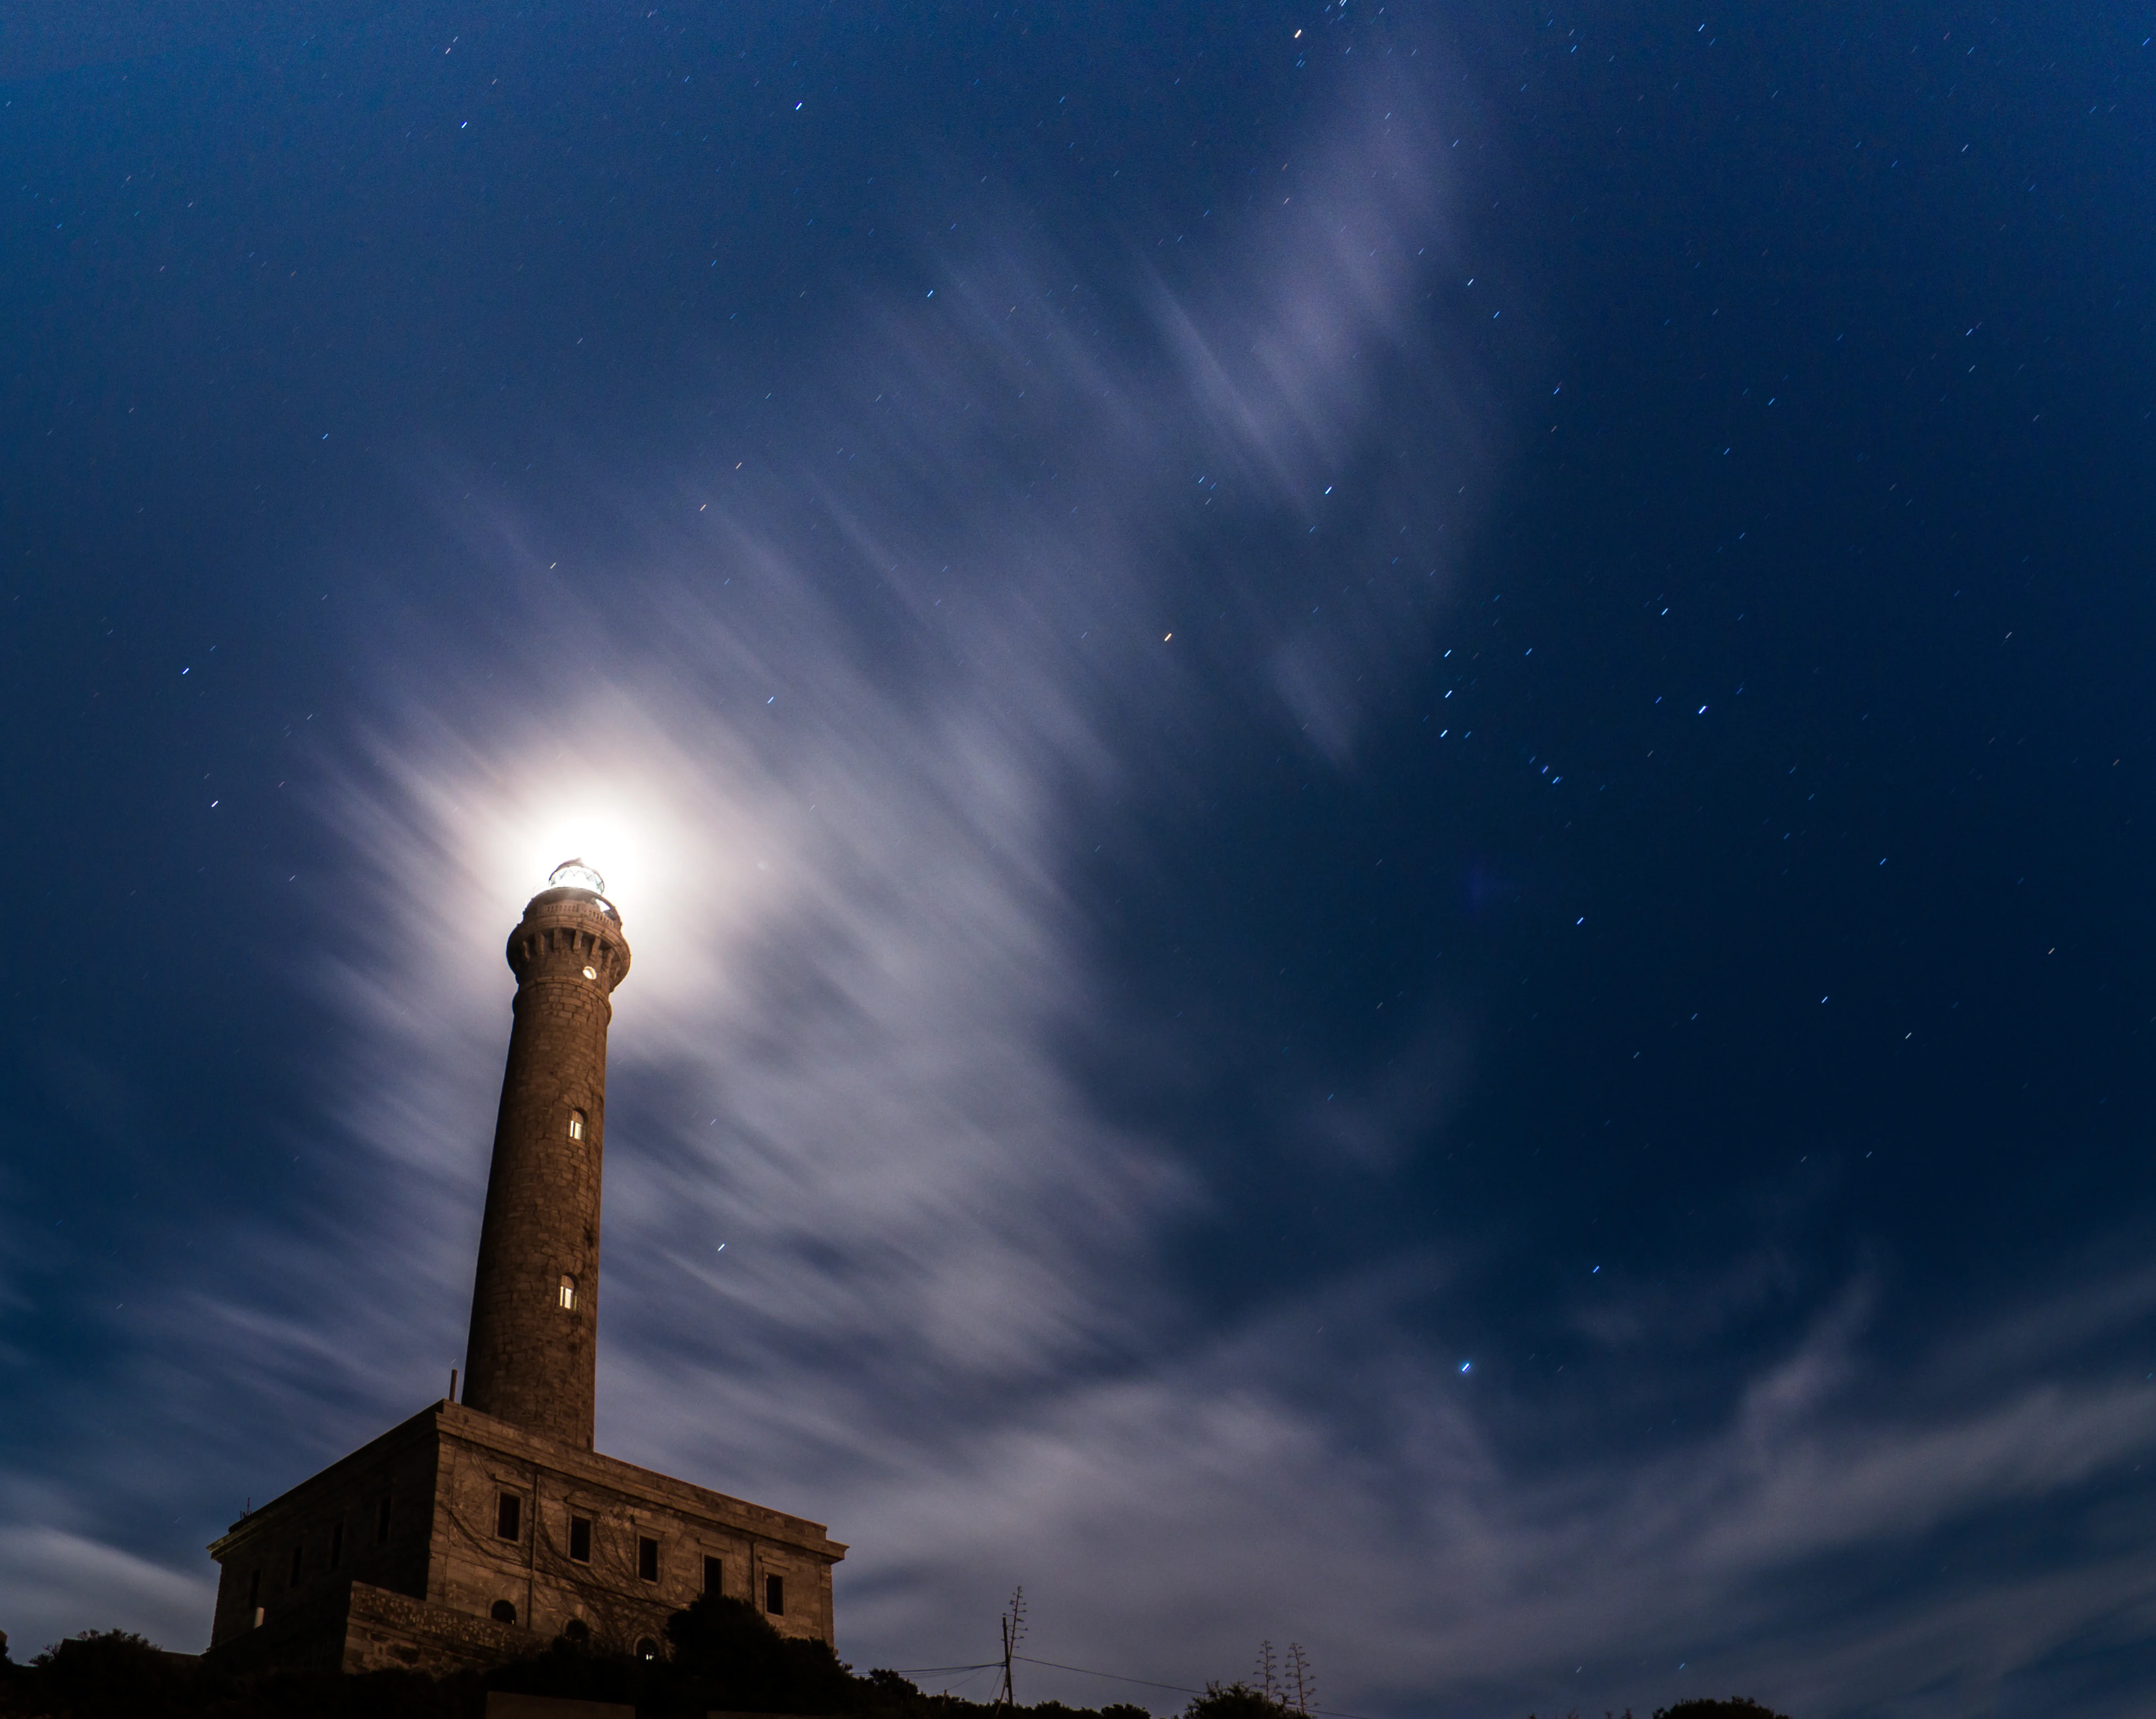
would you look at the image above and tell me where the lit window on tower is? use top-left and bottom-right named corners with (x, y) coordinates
top-left (558, 1274), bottom-right (578, 1311)
top-left (568, 1110), bottom-right (587, 1142)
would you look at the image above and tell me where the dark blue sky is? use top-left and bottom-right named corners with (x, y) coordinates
top-left (6, 4), bottom-right (2156, 1716)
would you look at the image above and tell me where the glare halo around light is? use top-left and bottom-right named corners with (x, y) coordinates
top-left (518, 802), bottom-right (653, 910)
top-left (485, 760), bottom-right (702, 938)
top-left (420, 703), bottom-right (814, 1037)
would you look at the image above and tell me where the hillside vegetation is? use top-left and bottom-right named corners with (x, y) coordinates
top-left (0, 1605), bottom-right (1790, 1719)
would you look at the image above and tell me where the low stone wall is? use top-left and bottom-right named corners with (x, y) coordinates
top-left (343, 1580), bottom-right (547, 1676)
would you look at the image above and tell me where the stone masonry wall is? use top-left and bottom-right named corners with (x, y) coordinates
top-left (207, 1406), bottom-right (443, 1651)
top-left (462, 887), bottom-right (631, 1451)
top-left (209, 1402), bottom-right (844, 1674)
top-left (428, 1405), bottom-right (842, 1652)
top-left (341, 1580), bottom-right (546, 1675)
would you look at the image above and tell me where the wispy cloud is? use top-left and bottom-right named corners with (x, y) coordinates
top-left (0, 1528), bottom-right (217, 1663)
top-left (58, 63), bottom-right (1496, 1673)
top-left (7, 51), bottom-right (2150, 1719)
top-left (690, 1249), bottom-right (2156, 1717)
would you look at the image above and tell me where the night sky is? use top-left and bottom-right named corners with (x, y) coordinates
top-left (6, 4), bottom-right (2156, 1716)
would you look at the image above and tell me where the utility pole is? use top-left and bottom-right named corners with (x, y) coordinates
top-left (995, 1587), bottom-right (1027, 1713)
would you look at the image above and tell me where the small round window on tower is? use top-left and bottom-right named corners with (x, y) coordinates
top-left (558, 1274), bottom-right (578, 1311)
top-left (582, 964), bottom-right (598, 980)
top-left (568, 1110), bottom-right (587, 1142)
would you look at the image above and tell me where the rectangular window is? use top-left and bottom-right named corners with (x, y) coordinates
top-left (376, 1498), bottom-right (392, 1544)
top-left (248, 1570), bottom-right (261, 1609)
top-left (289, 1544), bottom-right (304, 1589)
top-left (638, 1536), bottom-right (659, 1583)
top-left (569, 1516), bottom-right (592, 1564)
top-left (328, 1520), bottom-right (343, 1569)
top-left (702, 1554), bottom-right (723, 1595)
top-left (765, 1573), bottom-right (784, 1616)
top-left (497, 1493), bottom-right (522, 1541)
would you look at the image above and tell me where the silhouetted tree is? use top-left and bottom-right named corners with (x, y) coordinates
top-left (1653, 1701), bottom-right (1792, 1719)
top-left (664, 1590), bottom-right (868, 1714)
top-left (1524, 1708), bottom-right (1635, 1718)
top-left (1182, 1680), bottom-right (1300, 1719)
top-left (22, 1631), bottom-right (187, 1713)
top-left (0, 1609), bottom-right (1191, 1719)
top-left (0, 1630), bottom-right (474, 1719)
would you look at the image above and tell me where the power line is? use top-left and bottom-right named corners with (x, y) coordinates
top-left (946, 1665), bottom-right (1001, 1699)
top-left (889, 1663), bottom-right (1001, 1675)
top-left (1014, 1655), bottom-right (1202, 1695)
top-left (885, 1600), bottom-right (1378, 1719)
top-left (1011, 1656), bottom-right (1387, 1719)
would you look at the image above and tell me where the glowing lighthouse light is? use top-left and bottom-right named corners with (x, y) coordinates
top-left (549, 858), bottom-right (607, 895)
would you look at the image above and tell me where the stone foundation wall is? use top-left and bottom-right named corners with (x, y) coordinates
top-left (342, 1581), bottom-right (547, 1675)
top-left (208, 1401), bottom-right (844, 1675)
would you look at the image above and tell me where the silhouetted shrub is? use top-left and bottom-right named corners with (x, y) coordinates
top-left (663, 1590), bottom-right (858, 1713)
top-left (19, 1631), bottom-right (190, 1714)
top-left (0, 1632), bottom-right (482, 1719)
top-left (0, 1609), bottom-right (1177, 1719)
top-left (1653, 1701), bottom-right (1792, 1719)
top-left (1181, 1681), bottom-right (1299, 1719)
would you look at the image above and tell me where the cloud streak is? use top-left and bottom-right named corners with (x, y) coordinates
top-left (7, 51), bottom-right (2152, 1719)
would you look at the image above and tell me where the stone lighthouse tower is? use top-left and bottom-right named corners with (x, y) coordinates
top-left (203, 860), bottom-right (843, 1675)
top-left (462, 858), bottom-right (631, 1449)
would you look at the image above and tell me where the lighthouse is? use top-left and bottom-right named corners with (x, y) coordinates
top-left (204, 860), bottom-right (842, 1673)
top-left (462, 859), bottom-right (632, 1449)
